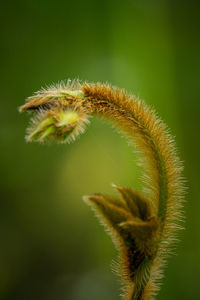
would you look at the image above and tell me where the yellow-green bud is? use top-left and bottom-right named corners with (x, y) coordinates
top-left (26, 109), bottom-right (88, 144)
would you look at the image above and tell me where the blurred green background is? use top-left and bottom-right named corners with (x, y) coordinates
top-left (0, 0), bottom-right (199, 299)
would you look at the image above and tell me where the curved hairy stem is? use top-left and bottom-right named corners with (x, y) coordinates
top-left (19, 80), bottom-right (184, 300)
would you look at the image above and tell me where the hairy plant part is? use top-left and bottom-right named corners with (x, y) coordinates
top-left (19, 80), bottom-right (185, 300)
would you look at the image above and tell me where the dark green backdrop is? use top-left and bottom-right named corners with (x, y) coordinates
top-left (1, 0), bottom-right (199, 299)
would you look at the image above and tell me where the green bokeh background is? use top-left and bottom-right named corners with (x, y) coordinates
top-left (1, 0), bottom-right (199, 299)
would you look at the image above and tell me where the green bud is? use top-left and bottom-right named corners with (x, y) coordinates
top-left (26, 109), bottom-right (88, 143)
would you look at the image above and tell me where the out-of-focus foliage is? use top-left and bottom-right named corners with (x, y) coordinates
top-left (0, 0), bottom-right (199, 299)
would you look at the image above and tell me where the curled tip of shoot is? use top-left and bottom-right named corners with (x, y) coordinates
top-left (19, 82), bottom-right (89, 143)
top-left (25, 109), bottom-right (89, 143)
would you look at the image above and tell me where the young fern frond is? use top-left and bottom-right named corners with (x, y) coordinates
top-left (19, 80), bottom-right (185, 300)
